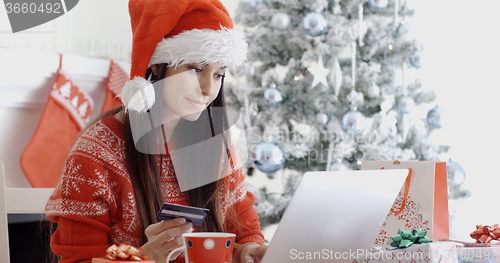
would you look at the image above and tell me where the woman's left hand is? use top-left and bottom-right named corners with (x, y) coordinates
top-left (237, 242), bottom-right (268, 263)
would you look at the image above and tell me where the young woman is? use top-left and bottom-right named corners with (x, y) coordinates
top-left (45, 0), bottom-right (268, 262)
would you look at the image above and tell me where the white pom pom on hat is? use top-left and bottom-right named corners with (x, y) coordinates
top-left (118, 76), bottom-right (155, 113)
top-left (120, 0), bottom-right (247, 113)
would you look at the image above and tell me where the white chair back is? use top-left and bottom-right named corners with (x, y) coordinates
top-left (0, 161), bottom-right (55, 262)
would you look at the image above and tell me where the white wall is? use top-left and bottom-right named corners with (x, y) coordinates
top-left (1, 0), bottom-right (499, 240)
top-left (405, 0), bottom-right (500, 240)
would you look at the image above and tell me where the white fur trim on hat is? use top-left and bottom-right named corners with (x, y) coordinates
top-left (149, 27), bottom-right (247, 68)
top-left (118, 76), bottom-right (155, 113)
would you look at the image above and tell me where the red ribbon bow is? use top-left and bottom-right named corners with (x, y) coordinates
top-left (470, 224), bottom-right (500, 243)
top-left (106, 244), bottom-right (148, 261)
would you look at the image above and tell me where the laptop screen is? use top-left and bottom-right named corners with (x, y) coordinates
top-left (261, 169), bottom-right (409, 263)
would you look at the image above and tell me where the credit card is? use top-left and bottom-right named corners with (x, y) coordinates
top-left (156, 203), bottom-right (209, 226)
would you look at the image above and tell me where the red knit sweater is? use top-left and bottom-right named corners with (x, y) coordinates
top-left (45, 114), bottom-right (265, 263)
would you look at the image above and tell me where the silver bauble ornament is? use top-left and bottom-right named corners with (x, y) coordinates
top-left (270, 12), bottom-right (291, 30)
top-left (263, 87), bottom-right (283, 107)
top-left (409, 50), bottom-right (423, 68)
top-left (447, 160), bottom-right (466, 186)
top-left (367, 82), bottom-right (380, 98)
top-left (396, 96), bottom-right (415, 114)
top-left (252, 142), bottom-right (286, 174)
top-left (427, 106), bottom-right (449, 129)
top-left (368, 0), bottom-right (388, 10)
top-left (316, 112), bottom-right (328, 126)
top-left (341, 110), bottom-right (366, 136)
top-left (302, 12), bottom-right (328, 37)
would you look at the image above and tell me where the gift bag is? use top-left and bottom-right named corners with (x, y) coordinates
top-left (361, 160), bottom-right (449, 247)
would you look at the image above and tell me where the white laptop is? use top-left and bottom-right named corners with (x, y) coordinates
top-left (260, 169), bottom-right (409, 263)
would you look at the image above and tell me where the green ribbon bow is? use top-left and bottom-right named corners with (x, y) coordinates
top-left (390, 228), bottom-right (432, 248)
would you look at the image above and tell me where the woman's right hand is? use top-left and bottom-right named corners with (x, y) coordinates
top-left (141, 217), bottom-right (193, 263)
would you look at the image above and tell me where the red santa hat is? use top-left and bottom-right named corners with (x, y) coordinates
top-left (120, 0), bottom-right (247, 113)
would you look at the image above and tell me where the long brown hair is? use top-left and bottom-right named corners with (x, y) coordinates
top-left (129, 63), bottom-right (236, 243)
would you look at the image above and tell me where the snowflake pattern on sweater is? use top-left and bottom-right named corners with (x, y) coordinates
top-left (45, 114), bottom-right (264, 263)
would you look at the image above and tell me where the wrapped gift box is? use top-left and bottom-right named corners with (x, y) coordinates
top-left (439, 238), bottom-right (500, 262)
top-left (455, 246), bottom-right (500, 263)
top-left (353, 242), bottom-right (458, 263)
top-left (92, 258), bottom-right (155, 263)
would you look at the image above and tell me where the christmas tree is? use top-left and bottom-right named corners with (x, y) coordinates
top-left (224, 0), bottom-right (469, 227)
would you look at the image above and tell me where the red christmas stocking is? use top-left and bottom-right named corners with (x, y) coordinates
top-left (100, 60), bottom-right (128, 113)
top-left (20, 55), bottom-right (94, 188)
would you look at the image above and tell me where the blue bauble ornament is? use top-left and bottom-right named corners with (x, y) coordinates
top-left (368, 0), bottom-right (388, 10)
top-left (427, 106), bottom-right (448, 129)
top-left (302, 12), bottom-right (328, 37)
top-left (409, 50), bottom-right (424, 68)
top-left (252, 142), bottom-right (286, 174)
top-left (263, 87), bottom-right (283, 106)
top-left (396, 96), bottom-right (415, 114)
top-left (341, 110), bottom-right (366, 136)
